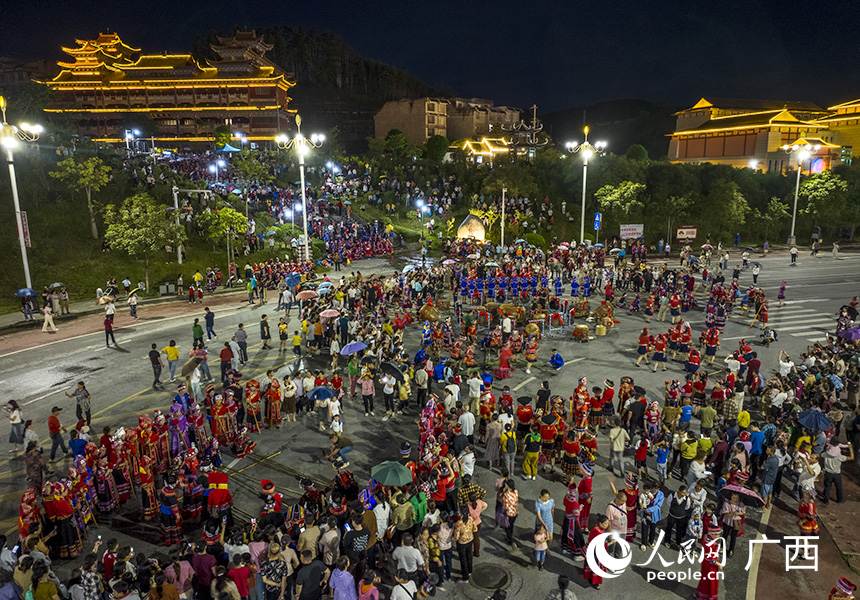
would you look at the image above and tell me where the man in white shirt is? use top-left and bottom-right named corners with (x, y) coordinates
top-left (414, 368), bottom-right (428, 408)
top-left (445, 378), bottom-right (461, 406)
top-left (798, 453), bottom-right (821, 495)
top-left (502, 316), bottom-right (513, 341)
top-left (392, 536), bottom-right (424, 577)
top-left (391, 569), bottom-right (419, 600)
top-left (466, 373), bottom-right (483, 415)
top-left (498, 409), bottom-right (513, 430)
top-left (458, 446), bottom-right (476, 476)
top-left (458, 409), bottom-right (476, 444)
top-left (778, 351), bottom-right (795, 377)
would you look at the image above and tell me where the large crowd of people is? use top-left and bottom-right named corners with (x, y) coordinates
top-left (3, 229), bottom-right (860, 600)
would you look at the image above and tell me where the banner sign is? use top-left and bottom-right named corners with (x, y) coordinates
top-left (619, 223), bottom-right (643, 239)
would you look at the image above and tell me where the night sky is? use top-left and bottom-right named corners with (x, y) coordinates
top-left (6, 0), bottom-right (860, 113)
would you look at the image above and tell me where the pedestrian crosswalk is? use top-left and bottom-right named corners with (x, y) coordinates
top-left (765, 304), bottom-right (834, 342)
top-left (718, 303), bottom-right (835, 343)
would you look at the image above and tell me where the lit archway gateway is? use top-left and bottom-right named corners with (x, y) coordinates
top-left (457, 214), bottom-right (486, 241)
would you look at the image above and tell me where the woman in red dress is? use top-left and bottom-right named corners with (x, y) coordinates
top-left (797, 490), bottom-right (820, 535)
top-left (583, 514), bottom-right (610, 590)
top-left (694, 538), bottom-right (723, 600)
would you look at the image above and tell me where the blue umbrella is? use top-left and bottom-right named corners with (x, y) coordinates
top-left (514, 238), bottom-right (526, 243)
top-left (318, 287), bottom-right (332, 294)
top-left (266, 230), bottom-right (277, 237)
top-left (798, 409), bottom-right (831, 431)
top-left (593, 243), bottom-right (605, 248)
top-left (14, 288), bottom-right (36, 297)
top-left (403, 265), bottom-right (415, 273)
top-left (308, 386), bottom-right (335, 401)
top-left (341, 341), bottom-right (367, 355)
top-left (318, 281), bottom-right (333, 287)
top-left (285, 274), bottom-right (300, 289)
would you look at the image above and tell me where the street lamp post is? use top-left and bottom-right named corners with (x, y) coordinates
top-left (500, 187), bottom-right (507, 248)
top-left (782, 143), bottom-right (817, 245)
top-left (276, 115), bottom-right (325, 262)
top-left (566, 127), bottom-right (607, 244)
top-left (209, 159), bottom-right (226, 184)
top-left (124, 128), bottom-right (140, 157)
top-left (0, 96), bottom-right (42, 289)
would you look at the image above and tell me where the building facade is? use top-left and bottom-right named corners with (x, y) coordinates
top-left (373, 97), bottom-right (449, 145)
top-left (446, 97), bottom-right (521, 141)
top-left (40, 31), bottom-right (295, 143)
top-left (667, 97), bottom-right (849, 173)
top-left (0, 58), bottom-right (55, 96)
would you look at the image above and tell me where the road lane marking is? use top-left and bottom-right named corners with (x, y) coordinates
top-left (513, 377), bottom-right (536, 391)
top-left (746, 504), bottom-right (772, 599)
top-left (23, 389), bottom-right (64, 406)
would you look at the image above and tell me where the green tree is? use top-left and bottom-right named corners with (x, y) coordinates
top-left (232, 148), bottom-right (273, 185)
top-left (49, 156), bottom-right (111, 239)
top-left (753, 197), bottom-right (790, 242)
top-left (482, 162), bottom-right (538, 198)
top-left (798, 170), bottom-right (848, 225)
top-left (594, 181), bottom-right (647, 224)
top-left (625, 144), bottom-right (649, 162)
top-left (213, 125), bottom-right (232, 148)
top-left (424, 135), bottom-right (449, 164)
top-left (704, 180), bottom-right (750, 235)
top-left (196, 207), bottom-right (248, 260)
top-left (103, 193), bottom-right (186, 292)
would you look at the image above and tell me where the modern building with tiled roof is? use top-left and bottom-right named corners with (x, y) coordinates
top-left (668, 97), bottom-right (841, 173)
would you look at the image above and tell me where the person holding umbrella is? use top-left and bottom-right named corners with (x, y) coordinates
top-left (719, 491), bottom-right (746, 558)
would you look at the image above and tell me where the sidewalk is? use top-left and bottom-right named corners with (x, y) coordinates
top-left (0, 289), bottom-right (252, 356)
top-left (0, 285), bottom-right (245, 333)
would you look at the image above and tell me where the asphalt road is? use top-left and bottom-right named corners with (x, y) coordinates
top-left (0, 250), bottom-right (855, 600)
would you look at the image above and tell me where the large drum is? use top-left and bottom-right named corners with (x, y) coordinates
top-left (573, 324), bottom-right (589, 342)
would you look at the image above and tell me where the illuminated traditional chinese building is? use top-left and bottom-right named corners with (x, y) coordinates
top-left (668, 97), bottom-right (839, 173)
top-left (40, 31), bottom-right (295, 143)
top-left (812, 98), bottom-right (860, 165)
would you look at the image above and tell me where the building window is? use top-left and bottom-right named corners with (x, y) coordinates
top-left (427, 103), bottom-right (435, 112)
top-left (427, 115), bottom-right (435, 125)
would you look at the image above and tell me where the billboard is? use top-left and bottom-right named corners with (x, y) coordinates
top-left (619, 224), bottom-right (643, 239)
top-left (676, 226), bottom-right (697, 241)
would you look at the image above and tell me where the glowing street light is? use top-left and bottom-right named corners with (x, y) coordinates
top-left (275, 115), bottom-right (325, 261)
top-left (565, 127), bottom-right (607, 244)
top-left (209, 159), bottom-right (226, 183)
top-left (783, 143), bottom-right (818, 245)
top-left (0, 96), bottom-right (42, 288)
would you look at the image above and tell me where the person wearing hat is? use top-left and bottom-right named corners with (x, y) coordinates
top-left (830, 577), bottom-right (857, 600)
top-left (522, 425), bottom-right (542, 481)
top-left (47, 406), bottom-right (69, 463)
top-left (159, 475), bottom-right (183, 546)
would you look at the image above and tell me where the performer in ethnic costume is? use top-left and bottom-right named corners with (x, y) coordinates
top-left (159, 475), bottom-right (183, 545)
top-left (244, 380), bottom-right (262, 433)
top-left (583, 515), bottom-right (610, 589)
top-left (265, 377), bottom-right (282, 428)
top-left (232, 426), bottom-right (256, 458)
top-left (180, 448), bottom-right (203, 520)
top-left (561, 429), bottom-right (581, 482)
top-left (577, 464), bottom-right (593, 532)
top-left (43, 481), bottom-right (83, 559)
top-left (138, 455), bottom-right (158, 521)
top-left (17, 487), bottom-right (41, 545)
top-left (207, 472), bottom-right (234, 529)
